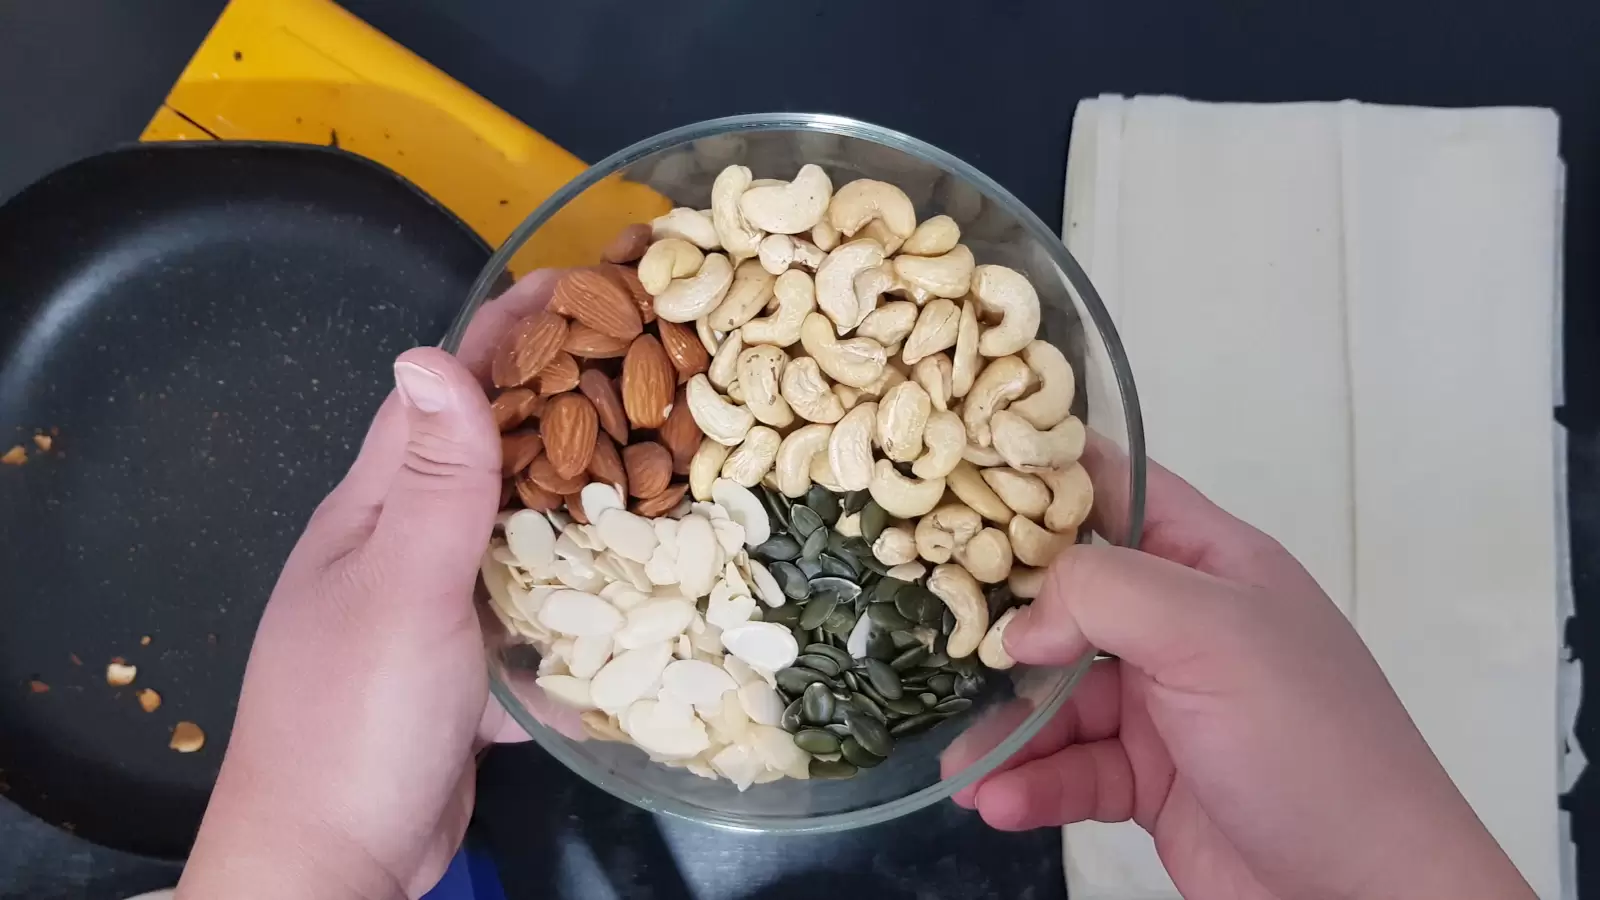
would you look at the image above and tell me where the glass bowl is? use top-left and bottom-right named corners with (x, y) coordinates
top-left (442, 113), bottom-right (1144, 833)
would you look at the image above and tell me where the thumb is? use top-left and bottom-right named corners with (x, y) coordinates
top-left (1004, 545), bottom-right (1249, 678)
top-left (364, 347), bottom-right (501, 594)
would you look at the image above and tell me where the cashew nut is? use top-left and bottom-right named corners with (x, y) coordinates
top-left (690, 438), bottom-right (733, 501)
top-left (655, 253), bottom-right (734, 323)
top-left (867, 459), bottom-right (944, 518)
top-left (912, 410), bottom-right (965, 479)
top-left (707, 329), bottom-right (742, 390)
top-left (710, 165), bottom-right (763, 264)
top-left (813, 240), bottom-right (885, 332)
top-left (638, 238), bottom-right (705, 295)
top-left (981, 468), bottom-right (1051, 520)
top-left (774, 423), bottom-right (833, 498)
top-left (827, 401), bottom-right (878, 491)
top-left (651, 208), bottom-right (721, 250)
top-left (810, 220), bottom-right (840, 252)
top-left (901, 215), bottom-right (961, 257)
top-left (856, 300), bottom-right (919, 346)
top-left (852, 264), bottom-right (897, 325)
top-left (953, 527), bottom-right (1013, 583)
top-left (991, 412), bottom-right (1086, 472)
top-left (914, 503), bottom-right (983, 564)
top-left (685, 374), bottom-right (754, 446)
top-left (721, 425), bottom-right (781, 487)
top-left (1039, 462), bottom-right (1093, 533)
top-left (1008, 514), bottom-right (1074, 567)
top-left (1008, 340), bottom-right (1076, 429)
top-left (901, 298), bottom-right (961, 366)
top-left (977, 607), bottom-right (1019, 670)
top-left (697, 316), bottom-right (720, 355)
top-left (705, 259), bottom-right (775, 333)
top-left (829, 179), bottom-right (916, 243)
top-left (810, 453), bottom-right (845, 492)
top-left (726, 380), bottom-right (746, 404)
top-left (876, 381), bottom-right (930, 463)
top-left (962, 356), bottom-right (1035, 446)
top-left (757, 233), bottom-right (826, 275)
top-left (946, 460), bottom-right (1013, 524)
top-left (927, 563), bottom-right (988, 659)
top-left (741, 269), bottom-right (815, 347)
top-left (1009, 566), bottom-right (1045, 599)
top-left (952, 298), bottom-right (981, 398)
top-left (799, 313), bottom-right (887, 389)
top-left (736, 345), bottom-right (793, 428)
top-left (779, 356), bottom-right (845, 424)
top-left (872, 526), bottom-right (918, 566)
top-left (738, 164), bottom-right (832, 234)
top-left (833, 383), bottom-right (861, 412)
top-left (859, 218), bottom-right (905, 256)
top-left (963, 443), bottom-right (1006, 467)
top-left (911, 353), bottom-right (952, 411)
top-left (893, 244), bottom-right (975, 300)
top-left (970, 264), bottom-right (1041, 357)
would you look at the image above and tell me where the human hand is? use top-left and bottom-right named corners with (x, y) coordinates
top-left (177, 272), bottom-right (563, 900)
top-left (951, 441), bottom-right (1534, 900)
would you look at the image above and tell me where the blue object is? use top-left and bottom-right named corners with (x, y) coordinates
top-left (423, 846), bottom-right (506, 900)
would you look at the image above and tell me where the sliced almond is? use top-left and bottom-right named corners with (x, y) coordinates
top-left (736, 680), bottom-right (784, 726)
top-left (169, 721), bottom-right (206, 753)
top-left (536, 674), bottom-right (597, 710)
top-left (594, 508), bottom-right (658, 563)
top-left (720, 622), bottom-right (799, 672)
top-left (674, 515), bottom-right (719, 599)
top-left (590, 643), bottom-right (674, 714)
top-left (106, 662), bottom-right (137, 687)
top-left (536, 590), bottom-right (623, 637)
top-left (614, 598), bottom-right (696, 650)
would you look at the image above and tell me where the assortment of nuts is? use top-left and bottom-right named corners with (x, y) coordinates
top-left (482, 163), bottom-right (1093, 786)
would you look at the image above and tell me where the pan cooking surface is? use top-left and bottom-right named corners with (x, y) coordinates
top-left (0, 144), bottom-right (487, 858)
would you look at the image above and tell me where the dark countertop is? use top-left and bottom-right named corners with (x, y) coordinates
top-left (3, 1), bottom-right (1600, 898)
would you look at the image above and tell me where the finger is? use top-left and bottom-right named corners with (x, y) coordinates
top-left (478, 696), bottom-right (532, 745)
top-left (455, 269), bottom-right (563, 381)
top-left (948, 659), bottom-right (1120, 807)
top-left (359, 347), bottom-right (502, 608)
top-left (973, 738), bottom-right (1137, 831)
top-left (1004, 544), bottom-right (1246, 672)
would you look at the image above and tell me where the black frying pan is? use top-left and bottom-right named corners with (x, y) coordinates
top-left (0, 143), bottom-right (489, 859)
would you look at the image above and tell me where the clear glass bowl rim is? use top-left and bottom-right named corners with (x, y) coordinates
top-left (446, 112), bottom-right (1147, 833)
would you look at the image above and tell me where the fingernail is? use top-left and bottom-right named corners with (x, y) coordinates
top-left (394, 361), bottom-right (451, 413)
top-left (1002, 606), bottom-right (1035, 655)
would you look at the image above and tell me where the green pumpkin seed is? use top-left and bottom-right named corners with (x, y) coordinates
top-left (868, 602), bottom-right (914, 631)
top-left (772, 562), bottom-right (809, 600)
top-left (798, 593), bottom-right (839, 630)
top-left (820, 553), bottom-right (858, 579)
top-left (796, 556), bottom-right (825, 580)
top-left (839, 736), bottom-right (885, 768)
top-left (920, 692), bottom-right (939, 708)
top-left (845, 711), bottom-right (894, 756)
top-left (865, 632), bottom-right (897, 662)
top-left (801, 683), bottom-right (836, 725)
top-left (800, 527), bottom-right (828, 560)
top-left (934, 697), bottom-right (973, 715)
top-left (858, 553), bottom-right (890, 576)
top-left (765, 603), bottom-right (802, 628)
top-left (809, 626), bottom-right (827, 645)
top-left (808, 576), bottom-right (861, 602)
top-left (753, 533), bottom-right (801, 562)
top-left (948, 654), bottom-right (980, 676)
top-left (889, 712), bottom-right (941, 737)
top-left (903, 666), bottom-right (941, 684)
top-left (881, 694), bottom-right (926, 717)
top-left (841, 669), bottom-right (862, 691)
top-left (942, 606), bottom-right (956, 635)
top-left (923, 651), bottom-right (950, 669)
top-left (821, 606), bottom-right (857, 636)
top-left (926, 673), bottom-right (956, 696)
top-left (824, 722), bottom-right (852, 737)
top-left (841, 534), bottom-right (873, 557)
top-left (849, 691), bottom-right (888, 722)
top-left (803, 485), bottom-right (840, 523)
top-left (859, 501), bottom-right (888, 542)
top-left (890, 645), bottom-right (930, 671)
top-left (789, 505), bottom-right (824, 538)
top-left (790, 624), bottom-right (810, 647)
top-left (759, 488), bottom-right (791, 531)
top-left (829, 686), bottom-right (853, 702)
top-left (888, 629), bottom-right (921, 650)
top-left (794, 728), bottom-right (842, 755)
top-left (953, 672), bottom-right (986, 699)
top-left (796, 653), bottom-right (843, 678)
top-left (777, 667), bottom-right (832, 695)
top-left (895, 587), bottom-right (942, 626)
top-left (780, 698), bottom-right (804, 731)
top-left (842, 489), bottom-right (870, 514)
top-left (804, 643), bottom-right (852, 668)
top-left (809, 759), bottom-right (858, 779)
top-left (861, 658), bottom-right (905, 700)
top-left (872, 577), bottom-right (906, 605)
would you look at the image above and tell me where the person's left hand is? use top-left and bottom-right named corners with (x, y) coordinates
top-left (177, 271), bottom-right (562, 900)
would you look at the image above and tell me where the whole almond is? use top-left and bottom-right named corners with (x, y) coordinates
top-left (657, 386), bottom-right (702, 475)
top-left (607, 264), bottom-right (654, 324)
top-left (602, 223), bottom-right (653, 264)
top-left (527, 453), bottom-right (588, 494)
top-left (500, 429), bottom-right (544, 476)
top-left (563, 322), bottom-right (631, 359)
top-left (564, 493), bottom-right (591, 524)
top-left (494, 310), bottom-right (568, 388)
top-left (656, 319), bottom-right (710, 383)
top-left (633, 483), bottom-right (689, 518)
top-left (579, 369), bottom-right (629, 443)
top-left (515, 474), bottom-right (563, 511)
top-left (621, 334), bottom-right (675, 429)
top-left (622, 441), bottom-right (672, 499)
top-left (533, 351), bottom-right (580, 395)
top-left (587, 433), bottom-right (629, 495)
top-left (539, 393), bottom-right (598, 479)
top-left (551, 269), bottom-right (643, 341)
top-left (491, 387), bottom-right (542, 432)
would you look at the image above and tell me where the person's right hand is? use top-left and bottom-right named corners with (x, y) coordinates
top-left (955, 442), bottom-right (1535, 900)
